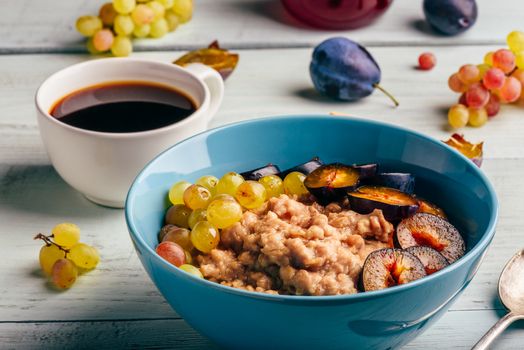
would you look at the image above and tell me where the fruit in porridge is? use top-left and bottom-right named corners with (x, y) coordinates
top-left (396, 213), bottom-right (465, 263)
top-left (282, 172), bottom-right (309, 196)
top-left (162, 226), bottom-right (193, 251)
top-left (258, 175), bottom-right (285, 199)
top-left (165, 204), bottom-right (192, 228)
top-left (361, 248), bottom-right (426, 292)
top-left (416, 199), bottom-right (447, 219)
top-left (240, 164), bottom-right (281, 181)
top-left (347, 186), bottom-right (420, 222)
top-left (405, 246), bottom-right (449, 275)
top-left (156, 241), bottom-right (186, 267)
top-left (279, 157), bottom-right (324, 178)
top-left (304, 164), bottom-right (360, 204)
top-left (350, 163), bottom-right (378, 180)
top-left (370, 173), bottom-right (415, 194)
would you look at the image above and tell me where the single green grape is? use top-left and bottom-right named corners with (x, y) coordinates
top-left (216, 172), bottom-right (244, 196)
top-left (114, 15), bottom-right (135, 36)
top-left (69, 243), bottom-right (100, 269)
top-left (162, 226), bottom-right (193, 251)
top-left (39, 244), bottom-right (66, 275)
top-left (190, 221), bottom-right (220, 253)
top-left (468, 107), bottom-right (488, 127)
top-left (76, 16), bottom-right (103, 37)
top-left (165, 10), bottom-right (179, 32)
top-left (149, 18), bottom-right (168, 38)
top-left (196, 175), bottom-right (219, 196)
top-left (179, 264), bottom-right (203, 278)
top-left (158, 0), bottom-right (174, 8)
top-left (147, 1), bottom-right (166, 21)
top-left (51, 258), bottom-right (78, 289)
top-left (212, 194), bottom-right (236, 202)
top-left (448, 104), bottom-right (469, 128)
top-left (183, 184), bottom-right (211, 210)
top-left (172, 0), bottom-right (193, 23)
top-left (113, 0), bottom-right (136, 14)
top-left (168, 180), bottom-right (191, 205)
top-left (165, 204), bottom-right (192, 228)
top-left (111, 36), bottom-right (133, 57)
top-left (207, 197), bottom-right (243, 229)
top-left (235, 180), bottom-right (266, 209)
top-left (133, 24), bottom-right (151, 38)
top-left (188, 208), bottom-right (207, 229)
top-left (507, 31), bottom-right (524, 53)
top-left (258, 175), bottom-right (284, 198)
top-left (52, 223), bottom-right (80, 248)
top-left (131, 4), bottom-right (154, 25)
top-left (283, 172), bottom-right (309, 196)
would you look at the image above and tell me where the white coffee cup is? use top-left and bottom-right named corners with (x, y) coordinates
top-left (36, 58), bottom-right (224, 208)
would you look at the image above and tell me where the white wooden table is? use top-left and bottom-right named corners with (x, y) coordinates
top-left (1, 1), bottom-right (524, 348)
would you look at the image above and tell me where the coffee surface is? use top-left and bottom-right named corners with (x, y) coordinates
top-left (50, 81), bottom-right (196, 133)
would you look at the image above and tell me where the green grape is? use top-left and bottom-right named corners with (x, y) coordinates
top-left (92, 29), bottom-right (114, 52)
top-left (131, 4), bottom-right (154, 25)
top-left (150, 18), bottom-right (168, 38)
top-left (113, 0), bottom-right (136, 14)
top-left (168, 180), bottom-right (191, 205)
top-left (216, 172), bottom-right (244, 196)
top-left (468, 107), bottom-right (488, 127)
top-left (52, 223), bottom-right (80, 248)
top-left (165, 204), bottom-right (192, 228)
top-left (51, 258), bottom-right (78, 289)
top-left (179, 264), bottom-right (203, 278)
top-left (156, 241), bottom-right (186, 267)
top-left (184, 250), bottom-right (193, 264)
top-left (165, 10), bottom-right (179, 32)
top-left (484, 52), bottom-right (494, 66)
top-left (86, 38), bottom-right (101, 54)
top-left (147, 1), bottom-right (166, 21)
top-left (158, 0), bottom-right (175, 8)
top-left (133, 24), bottom-right (151, 38)
top-left (172, 0), bottom-right (193, 23)
top-left (258, 175), bottom-right (284, 198)
top-left (212, 194), bottom-right (236, 202)
top-left (76, 16), bottom-right (103, 37)
top-left (207, 197), bottom-right (243, 229)
top-left (188, 208), bottom-right (207, 229)
top-left (69, 243), bottom-right (100, 269)
top-left (507, 31), bottom-right (524, 53)
top-left (516, 52), bottom-right (524, 69)
top-left (183, 184), bottom-right (211, 210)
top-left (283, 172), bottom-right (308, 196)
top-left (235, 180), bottom-right (266, 209)
top-left (162, 226), bottom-right (193, 251)
top-left (190, 221), bottom-right (220, 253)
top-left (114, 15), bottom-right (135, 36)
top-left (99, 3), bottom-right (118, 26)
top-left (448, 104), bottom-right (469, 129)
top-left (39, 244), bottom-right (66, 275)
top-left (196, 175), bottom-right (218, 196)
top-left (111, 36), bottom-right (133, 57)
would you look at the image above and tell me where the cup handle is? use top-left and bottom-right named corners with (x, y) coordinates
top-left (184, 63), bottom-right (224, 127)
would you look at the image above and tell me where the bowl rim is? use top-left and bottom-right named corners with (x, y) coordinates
top-left (125, 114), bottom-right (499, 303)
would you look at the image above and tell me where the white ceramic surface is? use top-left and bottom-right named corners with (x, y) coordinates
top-left (35, 58), bottom-right (224, 208)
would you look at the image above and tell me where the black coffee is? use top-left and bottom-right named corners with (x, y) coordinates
top-left (50, 81), bottom-right (197, 133)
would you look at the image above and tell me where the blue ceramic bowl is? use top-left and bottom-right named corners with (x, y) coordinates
top-left (125, 115), bottom-right (498, 349)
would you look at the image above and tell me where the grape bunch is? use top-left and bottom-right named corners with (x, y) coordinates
top-left (447, 31), bottom-right (524, 128)
top-left (35, 223), bottom-right (100, 289)
top-left (76, 0), bottom-right (193, 57)
top-left (156, 171), bottom-right (309, 274)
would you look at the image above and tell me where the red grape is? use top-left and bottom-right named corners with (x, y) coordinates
top-left (465, 83), bottom-right (490, 108)
top-left (448, 73), bottom-right (467, 93)
top-left (485, 94), bottom-right (500, 117)
top-left (482, 68), bottom-right (505, 90)
top-left (156, 241), bottom-right (186, 267)
top-left (492, 49), bottom-right (516, 74)
top-left (458, 64), bottom-right (480, 84)
top-left (499, 77), bottom-right (522, 103)
top-left (418, 52), bottom-right (436, 70)
top-left (458, 93), bottom-right (467, 105)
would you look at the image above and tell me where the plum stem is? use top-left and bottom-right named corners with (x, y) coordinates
top-left (373, 84), bottom-right (399, 107)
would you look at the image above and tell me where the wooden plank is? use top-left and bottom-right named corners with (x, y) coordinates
top-left (0, 310), bottom-right (522, 349)
top-left (0, 46), bottom-right (523, 161)
top-left (0, 0), bottom-right (522, 53)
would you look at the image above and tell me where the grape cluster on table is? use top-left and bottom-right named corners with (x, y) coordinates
top-left (76, 0), bottom-right (193, 57)
top-left (156, 172), bottom-right (308, 274)
top-left (447, 31), bottom-right (524, 128)
top-left (35, 223), bottom-right (100, 289)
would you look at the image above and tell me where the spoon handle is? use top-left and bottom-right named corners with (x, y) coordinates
top-left (471, 312), bottom-right (522, 350)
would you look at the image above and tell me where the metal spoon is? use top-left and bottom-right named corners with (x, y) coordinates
top-left (472, 249), bottom-right (524, 350)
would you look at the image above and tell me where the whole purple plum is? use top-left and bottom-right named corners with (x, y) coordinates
top-left (423, 0), bottom-right (477, 36)
top-left (310, 37), bottom-right (397, 105)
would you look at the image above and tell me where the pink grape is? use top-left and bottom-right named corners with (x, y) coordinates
top-left (482, 68), bottom-right (505, 90)
top-left (485, 94), bottom-right (500, 117)
top-left (499, 77), bottom-right (522, 103)
top-left (511, 68), bottom-right (524, 85)
top-left (448, 73), bottom-right (467, 93)
top-left (492, 49), bottom-right (516, 74)
top-left (418, 52), bottom-right (436, 70)
top-left (92, 29), bottom-right (114, 52)
top-left (465, 83), bottom-right (490, 108)
top-left (458, 64), bottom-right (480, 84)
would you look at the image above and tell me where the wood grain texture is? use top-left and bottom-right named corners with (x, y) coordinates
top-left (0, 0), bottom-right (522, 53)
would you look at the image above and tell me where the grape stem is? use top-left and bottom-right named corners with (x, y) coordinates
top-left (373, 84), bottom-right (399, 107)
top-left (34, 233), bottom-right (70, 255)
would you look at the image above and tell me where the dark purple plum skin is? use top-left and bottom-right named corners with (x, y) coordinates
top-left (361, 248), bottom-right (426, 292)
top-left (371, 173), bottom-right (415, 194)
top-left (423, 0), bottom-right (477, 36)
top-left (405, 246), bottom-right (449, 275)
top-left (280, 157), bottom-right (324, 178)
top-left (347, 193), bottom-right (419, 222)
top-left (240, 164), bottom-right (280, 181)
top-left (352, 163), bottom-right (378, 180)
top-left (310, 37), bottom-right (381, 101)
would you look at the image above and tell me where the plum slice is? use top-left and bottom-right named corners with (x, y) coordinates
top-left (416, 198), bottom-right (447, 219)
top-left (396, 213), bottom-right (465, 263)
top-left (280, 157), bottom-right (324, 178)
top-left (351, 163), bottom-right (378, 180)
top-left (361, 248), bottom-right (426, 292)
top-left (304, 163), bottom-right (360, 204)
top-left (405, 246), bottom-right (449, 275)
top-left (347, 186), bottom-right (419, 222)
top-left (443, 133), bottom-right (483, 167)
top-left (240, 164), bottom-right (280, 181)
top-left (371, 173), bottom-right (415, 194)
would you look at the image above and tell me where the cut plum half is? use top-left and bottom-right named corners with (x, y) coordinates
top-left (351, 163), bottom-right (378, 180)
top-left (371, 173), bottom-right (415, 194)
top-left (361, 248), bottom-right (426, 292)
top-left (416, 198), bottom-right (447, 219)
top-left (347, 186), bottom-right (419, 222)
top-left (304, 163), bottom-right (360, 204)
top-left (396, 213), bottom-right (465, 263)
top-left (443, 133), bottom-right (483, 167)
top-left (280, 157), bottom-right (324, 178)
top-left (240, 164), bottom-right (281, 181)
top-left (405, 246), bottom-right (449, 275)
